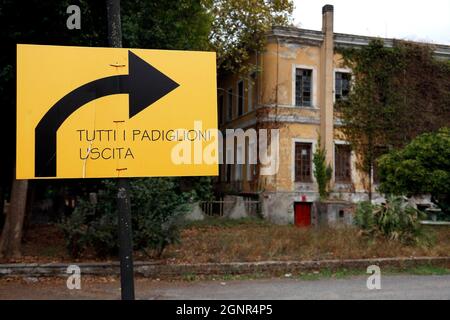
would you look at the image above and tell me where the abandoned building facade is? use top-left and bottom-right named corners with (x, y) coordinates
top-left (214, 5), bottom-right (450, 225)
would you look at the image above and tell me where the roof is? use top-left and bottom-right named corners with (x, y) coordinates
top-left (269, 26), bottom-right (450, 60)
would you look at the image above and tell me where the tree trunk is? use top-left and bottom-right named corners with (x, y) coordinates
top-left (52, 183), bottom-right (66, 221)
top-left (0, 184), bottom-right (5, 230)
top-left (0, 175), bottom-right (29, 259)
top-left (367, 136), bottom-right (373, 202)
top-left (23, 181), bottom-right (35, 234)
top-left (106, 0), bottom-right (122, 48)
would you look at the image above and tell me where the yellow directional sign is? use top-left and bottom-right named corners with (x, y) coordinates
top-left (17, 44), bottom-right (218, 179)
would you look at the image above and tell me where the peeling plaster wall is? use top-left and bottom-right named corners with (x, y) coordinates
top-left (215, 6), bottom-right (410, 224)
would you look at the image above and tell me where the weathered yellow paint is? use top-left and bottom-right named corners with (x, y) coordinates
top-left (216, 4), bottom-right (439, 209)
top-left (17, 44), bottom-right (218, 179)
top-left (218, 43), bottom-right (369, 194)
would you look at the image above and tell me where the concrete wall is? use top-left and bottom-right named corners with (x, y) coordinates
top-left (223, 195), bottom-right (249, 219)
top-left (260, 191), bottom-right (357, 226)
top-left (315, 201), bottom-right (355, 226)
top-left (184, 202), bottom-right (205, 221)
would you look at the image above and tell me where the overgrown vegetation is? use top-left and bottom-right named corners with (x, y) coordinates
top-left (132, 218), bottom-right (449, 262)
top-left (207, 0), bottom-right (294, 75)
top-left (16, 218), bottom-right (450, 263)
top-left (354, 196), bottom-right (427, 244)
top-left (313, 137), bottom-right (332, 200)
top-left (337, 40), bottom-right (450, 200)
top-left (378, 128), bottom-right (450, 216)
top-left (59, 179), bottom-right (197, 258)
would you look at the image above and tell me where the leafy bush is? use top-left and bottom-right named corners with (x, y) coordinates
top-left (130, 178), bottom-right (191, 257)
top-left (313, 137), bottom-right (332, 199)
top-left (378, 127), bottom-right (450, 215)
top-left (60, 178), bottom-right (193, 258)
top-left (354, 195), bottom-right (427, 244)
top-left (59, 201), bottom-right (91, 258)
top-left (354, 201), bottom-right (376, 234)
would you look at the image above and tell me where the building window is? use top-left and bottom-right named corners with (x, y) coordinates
top-left (372, 146), bottom-right (388, 184)
top-left (237, 80), bottom-right (244, 116)
top-left (335, 144), bottom-right (351, 183)
top-left (372, 161), bottom-right (380, 185)
top-left (218, 163), bottom-right (223, 183)
top-left (247, 79), bottom-right (253, 113)
top-left (295, 142), bottom-right (312, 182)
top-left (235, 146), bottom-right (243, 181)
top-left (247, 141), bottom-right (256, 181)
top-left (295, 68), bottom-right (312, 107)
top-left (335, 72), bottom-right (351, 101)
top-left (227, 88), bottom-right (233, 121)
top-left (226, 148), bottom-right (232, 182)
top-left (226, 164), bottom-right (232, 182)
top-left (218, 95), bottom-right (224, 125)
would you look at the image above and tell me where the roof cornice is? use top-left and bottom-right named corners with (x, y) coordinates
top-left (268, 26), bottom-right (450, 59)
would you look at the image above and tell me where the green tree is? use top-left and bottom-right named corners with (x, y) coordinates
top-left (313, 137), bottom-right (332, 200)
top-left (338, 40), bottom-right (450, 200)
top-left (122, 0), bottom-right (211, 50)
top-left (207, 0), bottom-right (294, 74)
top-left (378, 128), bottom-right (450, 215)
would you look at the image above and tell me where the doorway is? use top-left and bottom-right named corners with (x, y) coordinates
top-left (294, 202), bottom-right (311, 227)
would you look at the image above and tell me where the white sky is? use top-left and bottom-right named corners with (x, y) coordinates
top-left (293, 0), bottom-right (450, 45)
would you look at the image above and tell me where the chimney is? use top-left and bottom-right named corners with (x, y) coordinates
top-left (319, 4), bottom-right (335, 172)
top-left (322, 4), bottom-right (334, 33)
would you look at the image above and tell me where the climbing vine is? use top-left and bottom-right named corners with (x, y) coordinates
top-left (337, 40), bottom-right (450, 199)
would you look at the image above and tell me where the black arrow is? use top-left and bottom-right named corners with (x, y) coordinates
top-left (34, 50), bottom-right (179, 177)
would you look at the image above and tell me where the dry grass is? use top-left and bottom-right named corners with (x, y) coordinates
top-left (2, 217), bottom-right (450, 264)
top-left (163, 217), bottom-right (450, 264)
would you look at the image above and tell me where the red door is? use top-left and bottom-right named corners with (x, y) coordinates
top-left (294, 202), bottom-right (311, 227)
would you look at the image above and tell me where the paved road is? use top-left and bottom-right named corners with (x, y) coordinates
top-left (0, 275), bottom-right (449, 300)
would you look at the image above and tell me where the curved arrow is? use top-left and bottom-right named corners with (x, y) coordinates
top-left (35, 50), bottom-right (179, 177)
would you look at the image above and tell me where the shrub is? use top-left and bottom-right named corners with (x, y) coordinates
top-left (59, 201), bottom-right (91, 258)
top-left (313, 137), bottom-right (332, 200)
top-left (59, 178), bottom-right (192, 258)
top-left (354, 195), bottom-right (427, 244)
top-left (354, 201), bottom-right (376, 234)
top-left (378, 127), bottom-right (450, 215)
top-left (130, 178), bottom-right (190, 257)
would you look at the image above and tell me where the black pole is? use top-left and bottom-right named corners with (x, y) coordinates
top-left (106, 0), bottom-right (135, 300)
top-left (117, 178), bottom-right (135, 300)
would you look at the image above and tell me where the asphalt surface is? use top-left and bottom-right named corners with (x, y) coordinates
top-left (0, 275), bottom-right (449, 300)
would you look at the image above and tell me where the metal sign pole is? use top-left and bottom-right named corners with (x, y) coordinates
top-left (106, 0), bottom-right (135, 300)
top-left (117, 178), bottom-right (135, 300)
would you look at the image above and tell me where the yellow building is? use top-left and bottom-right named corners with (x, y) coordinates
top-left (216, 5), bottom-right (450, 225)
